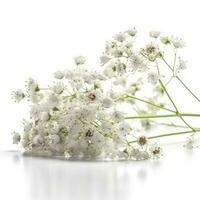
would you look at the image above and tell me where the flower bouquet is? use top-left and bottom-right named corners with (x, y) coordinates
top-left (12, 28), bottom-right (200, 161)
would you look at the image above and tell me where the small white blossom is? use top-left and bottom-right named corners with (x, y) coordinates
top-left (113, 76), bottom-right (127, 86)
top-left (149, 144), bottom-right (163, 159)
top-left (100, 55), bottom-right (111, 66)
top-left (142, 43), bottom-right (160, 61)
top-left (12, 132), bottom-right (21, 144)
top-left (184, 136), bottom-right (198, 149)
top-left (48, 121), bottom-right (60, 135)
top-left (33, 135), bottom-right (43, 145)
top-left (131, 148), bottom-right (150, 160)
top-left (130, 54), bottom-right (144, 69)
top-left (26, 78), bottom-right (39, 93)
top-left (64, 151), bottom-right (71, 159)
top-left (100, 121), bottom-right (113, 133)
top-left (115, 63), bottom-right (126, 75)
top-left (52, 82), bottom-right (64, 94)
top-left (74, 56), bottom-right (86, 65)
top-left (71, 76), bottom-right (84, 89)
top-left (23, 120), bottom-right (32, 132)
top-left (49, 134), bottom-right (60, 145)
top-left (40, 112), bottom-right (50, 122)
top-left (111, 110), bottom-right (124, 123)
top-left (148, 72), bottom-right (160, 84)
top-left (103, 66), bottom-right (115, 77)
top-left (123, 40), bottom-right (133, 48)
top-left (137, 135), bottom-right (148, 146)
top-left (12, 28), bottom-right (194, 161)
top-left (105, 42), bottom-right (117, 55)
top-left (118, 122), bottom-right (132, 136)
top-left (30, 105), bottom-right (40, 120)
top-left (65, 70), bottom-right (74, 79)
top-left (149, 31), bottom-right (160, 38)
top-left (114, 33), bottom-right (126, 42)
top-left (112, 49), bottom-right (123, 57)
top-left (54, 70), bottom-right (65, 79)
top-left (177, 58), bottom-right (187, 71)
top-left (102, 97), bottom-right (114, 108)
top-left (160, 36), bottom-right (171, 45)
top-left (12, 89), bottom-right (25, 102)
top-left (126, 28), bottom-right (137, 36)
top-left (171, 37), bottom-right (185, 48)
top-left (47, 94), bottom-right (59, 108)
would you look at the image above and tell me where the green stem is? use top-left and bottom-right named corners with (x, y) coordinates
top-left (165, 76), bottom-right (173, 87)
top-left (159, 80), bottom-right (179, 111)
top-left (149, 129), bottom-right (199, 140)
top-left (161, 56), bottom-right (173, 71)
top-left (159, 79), bottom-right (195, 132)
top-left (125, 113), bottom-right (200, 119)
top-left (161, 56), bottom-right (200, 103)
top-left (173, 50), bottom-right (177, 76)
top-left (151, 121), bottom-right (198, 129)
top-left (129, 129), bottom-right (200, 143)
top-left (176, 76), bottom-right (200, 103)
top-left (124, 94), bottom-right (175, 113)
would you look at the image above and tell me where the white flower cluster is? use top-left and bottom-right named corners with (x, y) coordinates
top-left (12, 28), bottom-right (199, 161)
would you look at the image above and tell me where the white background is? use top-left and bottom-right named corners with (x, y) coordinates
top-left (0, 0), bottom-right (200, 200)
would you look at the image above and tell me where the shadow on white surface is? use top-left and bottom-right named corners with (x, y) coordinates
top-left (0, 148), bottom-right (199, 200)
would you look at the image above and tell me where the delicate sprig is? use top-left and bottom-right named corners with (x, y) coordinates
top-left (12, 27), bottom-right (200, 161)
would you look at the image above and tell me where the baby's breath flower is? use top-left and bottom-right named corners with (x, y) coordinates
top-left (111, 110), bottom-right (124, 123)
top-left (149, 144), bottom-right (163, 159)
top-left (33, 135), bottom-right (43, 145)
top-left (12, 132), bottom-right (21, 144)
top-left (178, 58), bottom-right (187, 70)
top-left (23, 120), bottom-right (32, 132)
top-left (126, 28), bottom-right (137, 36)
top-left (112, 49), bottom-right (123, 57)
top-left (131, 148), bottom-right (150, 160)
top-left (12, 27), bottom-right (198, 161)
top-left (40, 112), bottom-right (51, 122)
top-left (160, 36), bottom-right (171, 45)
top-left (54, 70), bottom-right (65, 79)
top-left (148, 72), bottom-right (160, 84)
top-left (113, 76), bottom-right (127, 86)
top-left (74, 56), bottom-right (86, 65)
top-left (142, 43), bottom-right (160, 61)
top-left (137, 135), bottom-right (148, 146)
top-left (114, 33), bottom-right (126, 42)
top-left (171, 37), bottom-right (185, 48)
top-left (141, 119), bottom-right (151, 130)
top-left (12, 89), bottom-right (25, 102)
top-left (129, 54), bottom-right (144, 69)
top-left (52, 82), bottom-right (64, 94)
top-left (102, 97), bottom-right (114, 108)
top-left (184, 136), bottom-right (198, 149)
top-left (88, 92), bottom-right (97, 101)
top-left (118, 122), bottom-right (132, 136)
top-left (26, 78), bottom-right (39, 92)
top-left (123, 40), bottom-right (133, 48)
top-left (49, 134), bottom-right (60, 145)
top-left (100, 55), bottom-right (111, 66)
top-left (103, 66), bottom-right (115, 77)
top-left (149, 31), bottom-right (160, 38)
top-left (64, 151), bottom-right (71, 159)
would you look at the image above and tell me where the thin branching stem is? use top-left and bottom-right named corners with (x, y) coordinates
top-left (129, 129), bottom-right (200, 143)
top-left (161, 56), bottom-right (200, 103)
top-left (159, 72), bottom-right (195, 132)
top-left (125, 113), bottom-right (200, 119)
top-left (123, 94), bottom-right (175, 113)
